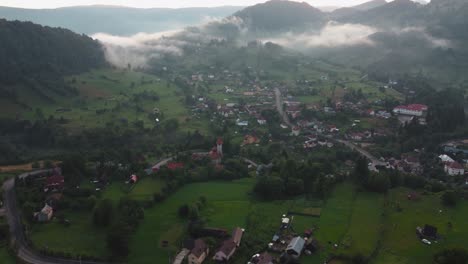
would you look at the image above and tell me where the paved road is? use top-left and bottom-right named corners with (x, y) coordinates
top-left (274, 88), bottom-right (291, 127)
top-left (2, 170), bottom-right (111, 264)
top-left (335, 139), bottom-right (386, 171)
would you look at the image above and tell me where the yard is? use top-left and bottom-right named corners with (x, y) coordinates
top-left (374, 187), bottom-right (468, 264)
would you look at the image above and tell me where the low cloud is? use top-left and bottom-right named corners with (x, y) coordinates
top-left (93, 16), bottom-right (248, 68)
top-left (399, 27), bottom-right (451, 48)
top-left (260, 22), bottom-right (377, 49)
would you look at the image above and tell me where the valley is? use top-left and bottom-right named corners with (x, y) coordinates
top-left (0, 0), bottom-right (468, 264)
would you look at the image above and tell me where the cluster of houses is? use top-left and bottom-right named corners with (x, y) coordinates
top-left (173, 227), bottom-right (244, 264)
top-left (36, 167), bottom-right (65, 222)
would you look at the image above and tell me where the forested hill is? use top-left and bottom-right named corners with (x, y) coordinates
top-left (233, 0), bottom-right (324, 32)
top-left (0, 19), bottom-right (105, 85)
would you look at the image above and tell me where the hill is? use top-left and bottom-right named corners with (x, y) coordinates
top-left (233, 0), bottom-right (325, 32)
top-left (0, 5), bottom-right (243, 35)
top-left (0, 19), bottom-right (106, 108)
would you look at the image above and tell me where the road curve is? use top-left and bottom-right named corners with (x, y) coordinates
top-left (2, 170), bottom-right (111, 264)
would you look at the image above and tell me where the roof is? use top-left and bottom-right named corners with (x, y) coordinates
top-left (167, 162), bottom-right (184, 170)
top-left (257, 252), bottom-right (273, 264)
top-left (218, 239), bottom-right (236, 255)
top-left (447, 162), bottom-right (464, 169)
top-left (190, 239), bottom-right (207, 258)
top-left (394, 104), bottom-right (428, 112)
top-left (423, 224), bottom-right (438, 237)
top-left (46, 174), bottom-right (64, 186)
top-left (286, 236), bottom-right (305, 254)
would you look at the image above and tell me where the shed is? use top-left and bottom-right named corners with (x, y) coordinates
top-left (286, 237), bottom-right (305, 257)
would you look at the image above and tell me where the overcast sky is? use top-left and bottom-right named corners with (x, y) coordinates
top-left (0, 0), bottom-right (396, 9)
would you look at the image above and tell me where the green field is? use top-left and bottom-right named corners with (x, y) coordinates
top-left (0, 248), bottom-right (14, 264)
top-left (8, 68), bottom-right (211, 133)
top-left (27, 178), bottom-right (468, 263)
top-left (30, 211), bottom-right (109, 258)
top-left (128, 178), bottom-right (255, 264)
top-left (374, 188), bottom-right (468, 264)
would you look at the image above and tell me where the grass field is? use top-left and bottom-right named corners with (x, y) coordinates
top-left (128, 178), bottom-right (255, 264)
top-left (30, 211), bottom-right (109, 258)
top-left (27, 178), bottom-right (468, 263)
top-left (0, 248), bottom-right (14, 264)
top-left (11, 68), bottom-right (211, 134)
top-left (374, 188), bottom-right (468, 264)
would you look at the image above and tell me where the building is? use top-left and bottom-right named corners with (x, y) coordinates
top-left (213, 239), bottom-right (237, 262)
top-left (35, 204), bottom-right (53, 222)
top-left (187, 239), bottom-right (209, 264)
top-left (45, 174), bottom-right (65, 191)
top-left (216, 137), bottom-right (223, 157)
top-left (286, 237), bottom-right (305, 257)
top-left (445, 162), bottom-right (465, 176)
top-left (439, 154), bottom-right (454, 163)
top-left (291, 126), bottom-right (300, 136)
top-left (393, 104), bottom-right (428, 117)
top-left (257, 118), bottom-right (267, 125)
top-left (253, 252), bottom-right (273, 264)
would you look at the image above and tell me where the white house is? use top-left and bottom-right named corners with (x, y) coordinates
top-left (393, 104), bottom-right (428, 117)
top-left (439, 154), bottom-right (454, 163)
top-left (444, 162), bottom-right (465, 176)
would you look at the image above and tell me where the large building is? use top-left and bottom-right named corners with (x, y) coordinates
top-left (187, 239), bottom-right (209, 264)
top-left (393, 104), bottom-right (428, 117)
top-left (444, 162), bottom-right (465, 176)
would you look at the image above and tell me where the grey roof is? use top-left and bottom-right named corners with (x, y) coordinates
top-left (286, 237), bottom-right (305, 255)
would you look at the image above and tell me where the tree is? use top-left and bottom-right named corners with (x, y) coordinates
top-left (178, 204), bottom-right (190, 218)
top-left (441, 191), bottom-right (458, 207)
top-left (107, 221), bottom-right (132, 259)
top-left (93, 199), bottom-right (113, 227)
top-left (353, 157), bottom-right (370, 186)
top-left (434, 248), bottom-right (468, 264)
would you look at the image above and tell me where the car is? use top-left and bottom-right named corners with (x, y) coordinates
top-left (421, 239), bottom-right (431, 245)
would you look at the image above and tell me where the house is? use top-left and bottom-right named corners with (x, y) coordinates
top-left (439, 154), bottom-right (454, 163)
top-left (243, 135), bottom-right (260, 146)
top-left (286, 237), bottom-right (305, 257)
top-left (236, 120), bottom-right (249, 126)
top-left (45, 174), bottom-right (65, 191)
top-left (35, 204), bottom-right (53, 222)
top-left (128, 174), bottom-right (138, 184)
top-left (291, 127), bottom-right (300, 136)
top-left (232, 227), bottom-right (244, 246)
top-left (188, 239), bottom-right (209, 264)
top-left (167, 162), bottom-right (184, 170)
top-left (213, 239), bottom-right (237, 262)
top-left (445, 162), bottom-right (465, 176)
top-left (255, 252), bottom-right (273, 264)
top-left (257, 118), bottom-right (267, 125)
top-left (393, 104), bottom-right (428, 117)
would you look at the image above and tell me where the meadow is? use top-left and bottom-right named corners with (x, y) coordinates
top-left (26, 176), bottom-right (468, 264)
top-left (6, 68), bottom-right (211, 134)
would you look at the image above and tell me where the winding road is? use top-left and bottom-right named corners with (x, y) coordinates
top-left (2, 170), bottom-right (110, 264)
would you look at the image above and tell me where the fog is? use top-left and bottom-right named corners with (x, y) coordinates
top-left (93, 17), bottom-right (447, 68)
top-left (260, 22), bottom-right (377, 49)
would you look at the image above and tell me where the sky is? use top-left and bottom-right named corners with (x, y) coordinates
top-left (0, 0), bottom-right (393, 9)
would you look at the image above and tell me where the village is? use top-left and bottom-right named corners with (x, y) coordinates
top-left (17, 67), bottom-right (467, 264)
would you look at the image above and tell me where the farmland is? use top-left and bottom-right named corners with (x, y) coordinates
top-left (7, 68), bottom-right (211, 134)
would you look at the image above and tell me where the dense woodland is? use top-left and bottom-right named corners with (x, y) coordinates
top-left (0, 19), bottom-right (106, 103)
